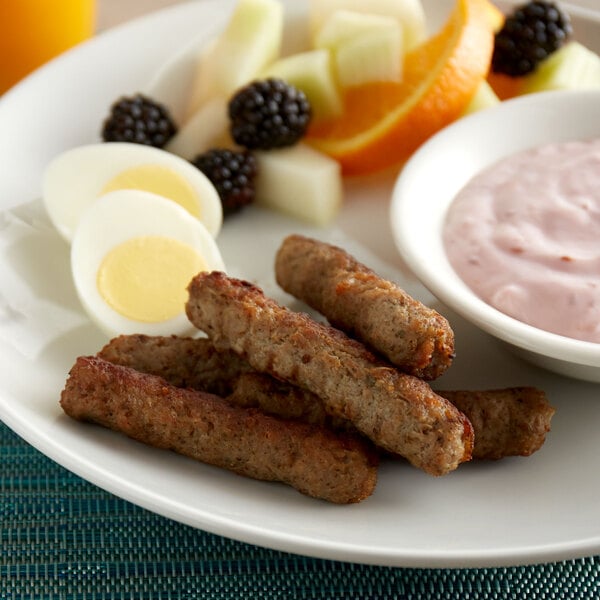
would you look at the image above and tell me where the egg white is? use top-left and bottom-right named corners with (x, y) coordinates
top-left (43, 142), bottom-right (222, 242)
top-left (71, 189), bottom-right (225, 338)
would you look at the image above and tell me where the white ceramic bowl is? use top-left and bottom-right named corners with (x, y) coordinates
top-left (391, 89), bottom-right (600, 382)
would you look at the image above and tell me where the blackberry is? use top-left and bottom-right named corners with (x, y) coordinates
top-left (192, 148), bottom-right (258, 216)
top-left (102, 94), bottom-right (177, 148)
top-left (492, 1), bottom-right (572, 76)
top-left (228, 78), bottom-right (311, 150)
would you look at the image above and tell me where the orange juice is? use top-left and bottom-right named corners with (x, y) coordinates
top-left (0, 0), bottom-right (95, 94)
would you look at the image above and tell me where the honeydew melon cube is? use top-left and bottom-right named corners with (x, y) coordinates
top-left (521, 42), bottom-right (600, 95)
top-left (462, 80), bottom-right (500, 115)
top-left (313, 10), bottom-right (403, 86)
top-left (213, 0), bottom-right (283, 92)
top-left (314, 9), bottom-right (401, 51)
top-left (261, 49), bottom-right (343, 122)
top-left (183, 40), bottom-right (218, 123)
top-left (165, 96), bottom-right (231, 161)
top-left (308, 0), bottom-right (426, 53)
top-left (254, 144), bottom-right (343, 226)
top-left (484, 2), bottom-right (505, 32)
top-left (185, 0), bottom-right (283, 118)
top-left (335, 27), bottom-right (403, 86)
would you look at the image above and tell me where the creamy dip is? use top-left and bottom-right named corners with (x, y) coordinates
top-left (443, 137), bottom-right (600, 343)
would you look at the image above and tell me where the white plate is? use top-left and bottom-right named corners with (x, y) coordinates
top-left (1, 0), bottom-right (599, 569)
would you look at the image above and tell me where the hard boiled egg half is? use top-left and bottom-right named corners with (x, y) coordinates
top-left (43, 142), bottom-right (222, 241)
top-left (71, 189), bottom-right (225, 337)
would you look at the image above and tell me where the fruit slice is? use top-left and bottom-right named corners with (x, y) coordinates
top-left (185, 0), bottom-right (283, 118)
top-left (166, 96), bottom-right (231, 160)
top-left (484, 1), bottom-right (504, 32)
top-left (314, 10), bottom-right (404, 86)
top-left (335, 26), bottom-right (403, 87)
top-left (521, 42), bottom-right (600, 94)
top-left (306, 0), bottom-right (496, 175)
top-left (462, 79), bottom-right (500, 115)
top-left (254, 144), bottom-right (342, 226)
top-left (314, 9), bottom-right (401, 51)
top-left (261, 49), bottom-right (343, 122)
top-left (184, 39), bottom-right (218, 122)
top-left (308, 0), bottom-right (427, 53)
top-left (486, 71), bottom-right (523, 101)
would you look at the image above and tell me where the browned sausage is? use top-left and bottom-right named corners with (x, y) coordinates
top-left (60, 356), bottom-right (379, 504)
top-left (185, 271), bottom-right (473, 476)
top-left (275, 234), bottom-right (454, 379)
top-left (97, 333), bottom-right (252, 397)
top-left (99, 334), bottom-right (553, 460)
top-left (438, 388), bottom-right (555, 460)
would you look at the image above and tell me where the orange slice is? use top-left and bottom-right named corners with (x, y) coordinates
top-left (306, 0), bottom-right (497, 176)
top-left (487, 71), bottom-right (525, 100)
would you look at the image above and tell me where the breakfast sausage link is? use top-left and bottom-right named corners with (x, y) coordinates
top-left (274, 234), bottom-right (455, 380)
top-left (60, 356), bottom-right (378, 504)
top-left (185, 271), bottom-right (473, 476)
top-left (97, 333), bottom-right (252, 397)
top-left (99, 334), bottom-right (553, 460)
top-left (438, 387), bottom-right (555, 460)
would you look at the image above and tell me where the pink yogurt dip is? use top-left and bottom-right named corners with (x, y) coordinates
top-left (443, 137), bottom-right (600, 343)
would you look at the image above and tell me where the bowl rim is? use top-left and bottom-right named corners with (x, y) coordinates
top-left (391, 89), bottom-right (600, 367)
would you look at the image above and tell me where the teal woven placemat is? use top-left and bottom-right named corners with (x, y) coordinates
top-left (1, 421), bottom-right (598, 600)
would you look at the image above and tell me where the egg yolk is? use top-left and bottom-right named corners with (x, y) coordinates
top-left (101, 165), bottom-right (201, 219)
top-left (97, 235), bottom-right (205, 323)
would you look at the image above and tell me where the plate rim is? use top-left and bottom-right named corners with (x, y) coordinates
top-left (1, 0), bottom-right (599, 569)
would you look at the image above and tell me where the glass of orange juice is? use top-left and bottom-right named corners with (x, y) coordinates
top-left (0, 0), bottom-right (95, 94)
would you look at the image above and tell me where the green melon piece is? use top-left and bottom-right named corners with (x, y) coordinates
top-left (254, 144), bottom-right (343, 226)
top-left (462, 80), bottom-right (500, 115)
top-left (261, 49), bottom-right (343, 122)
top-left (522, 42), bottom-right (600, 94)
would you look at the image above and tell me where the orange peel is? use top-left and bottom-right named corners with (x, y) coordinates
top-left (306, 0), bottom-right (498, 176)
